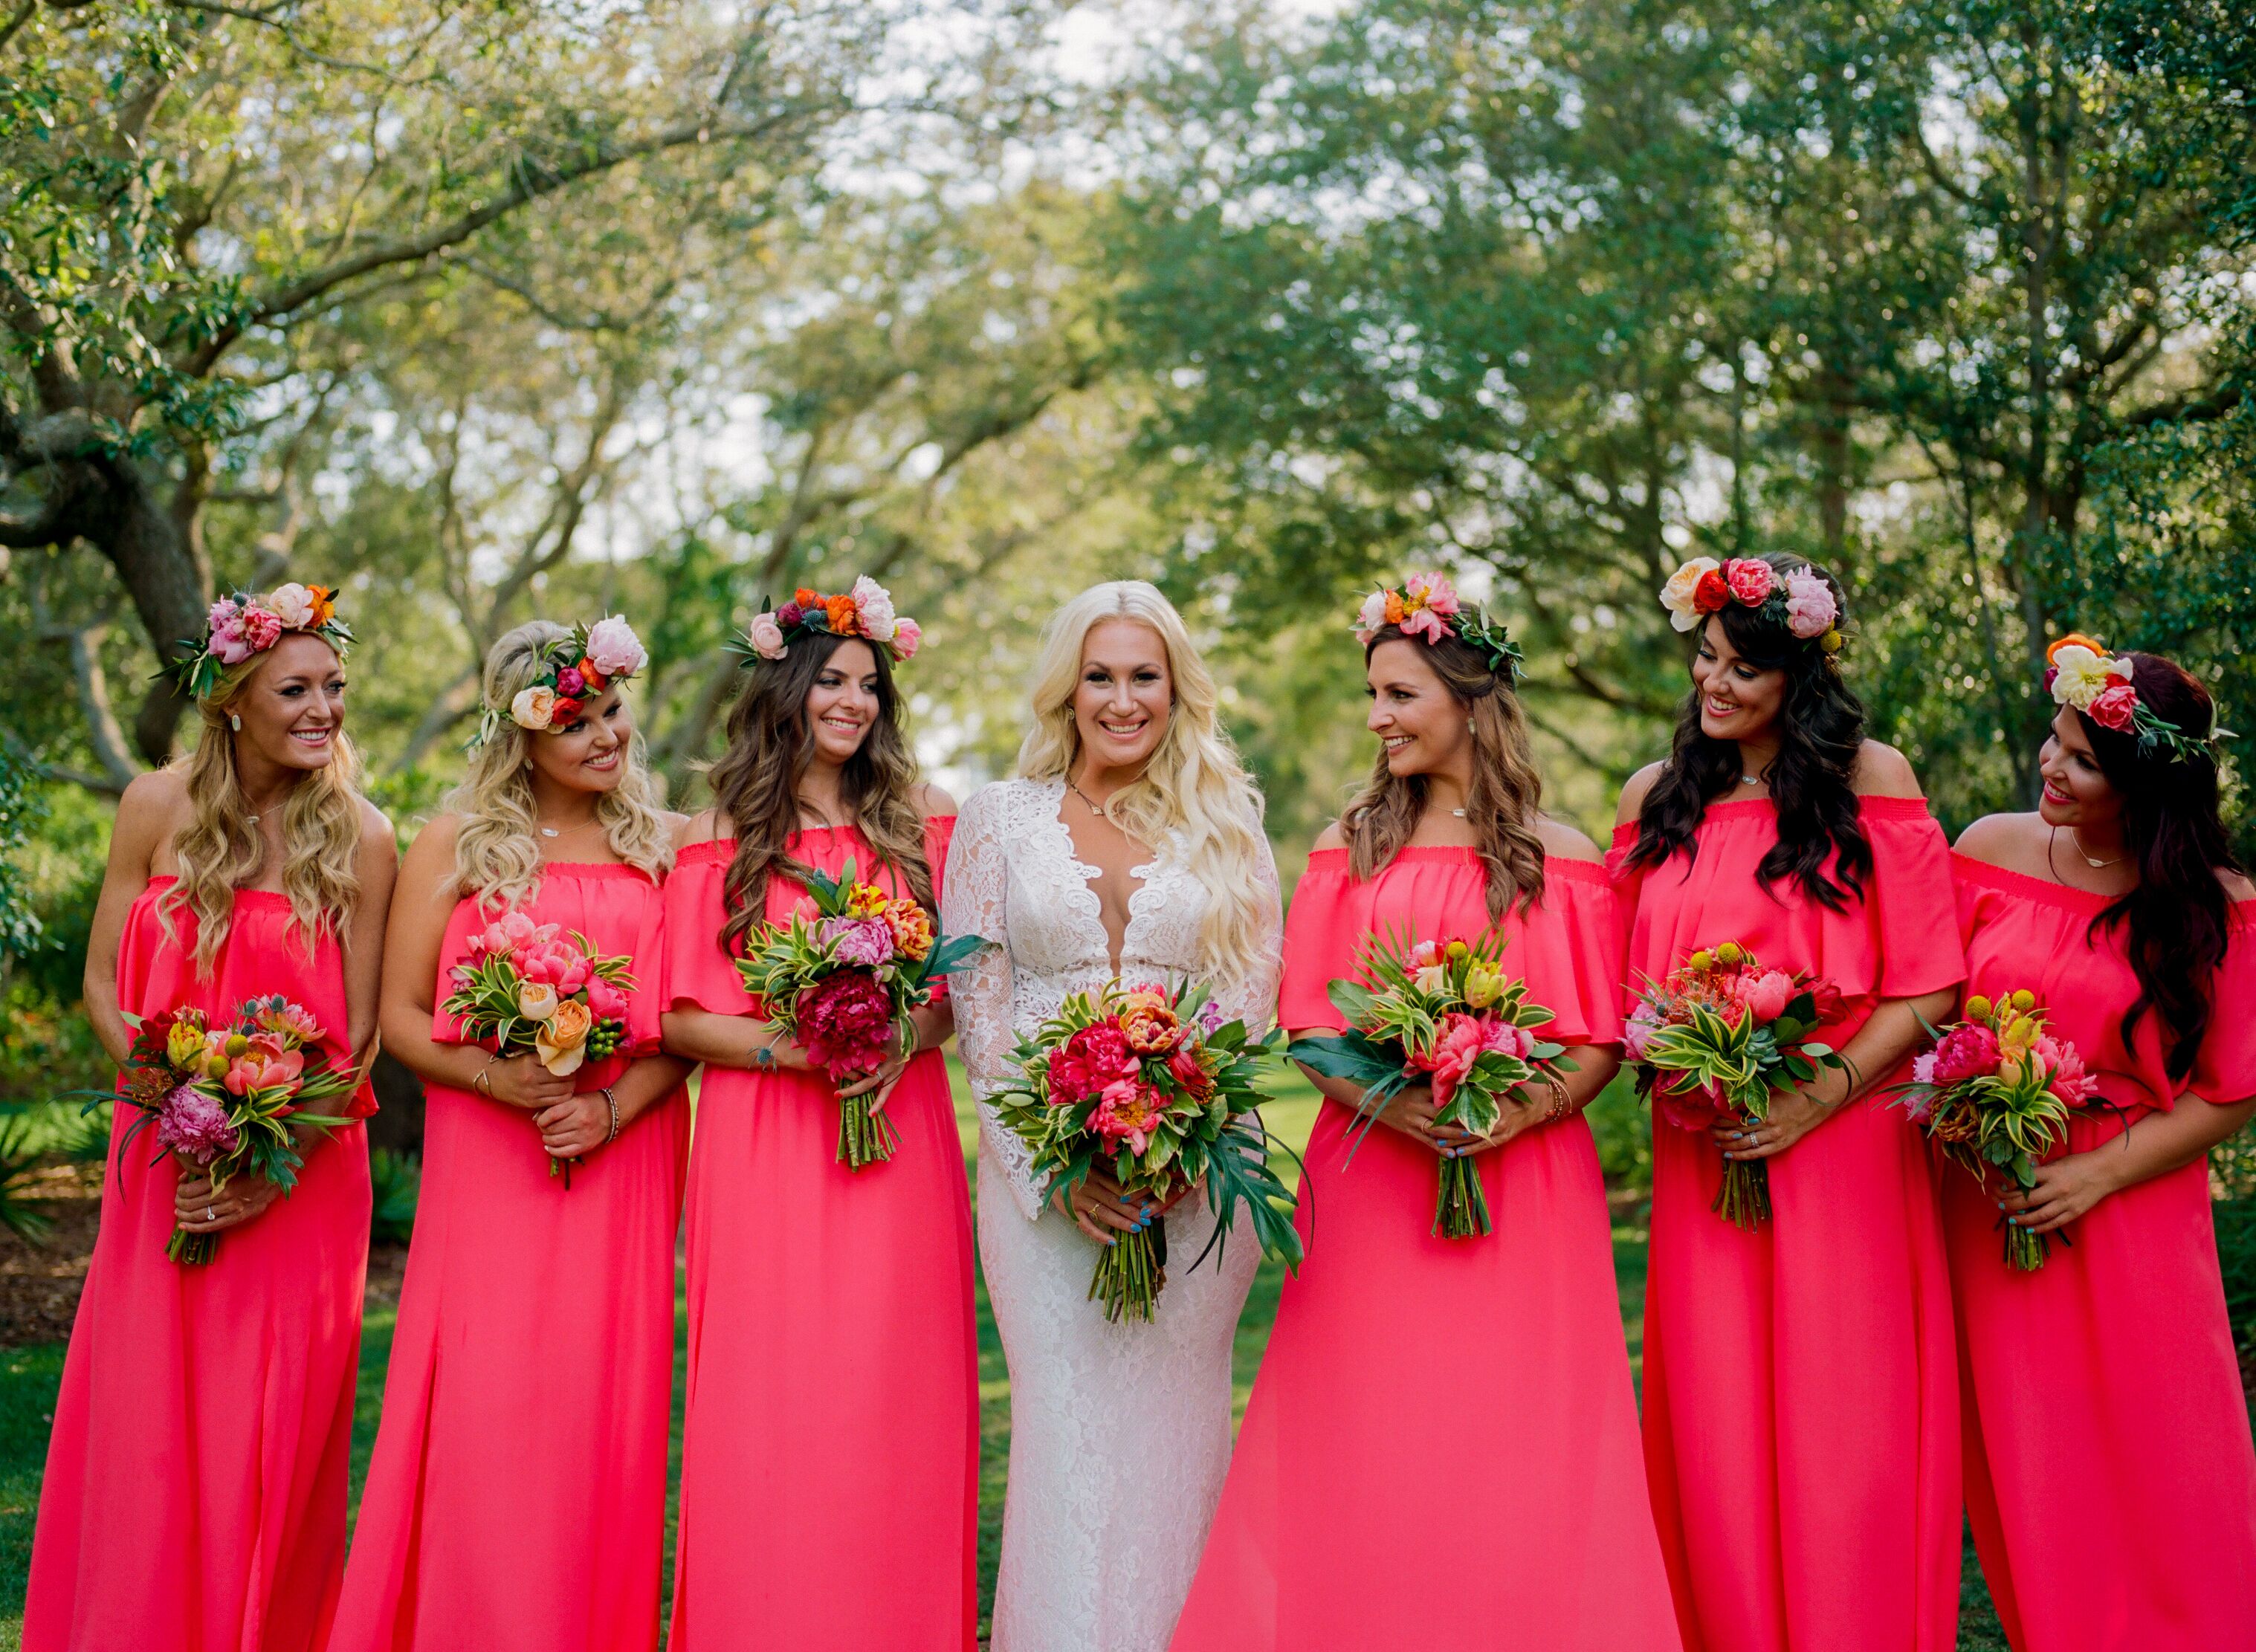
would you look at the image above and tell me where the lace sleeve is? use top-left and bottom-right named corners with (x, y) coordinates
top-left (942, 785), bottom-right (1049, 1222)
top-left (1214, 832), bottom-right (1284, 1038)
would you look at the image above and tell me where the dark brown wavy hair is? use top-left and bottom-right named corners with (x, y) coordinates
top-left (1624, 553), bottom-right (1871, 910)
top-left (2075, 652), bottom-right (2241, 1083)
top-left (1342, 624), bottom-right (1546, 921)
top-left (706, 629), bottom-right (934, 959)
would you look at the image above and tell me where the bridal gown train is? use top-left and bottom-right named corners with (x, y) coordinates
top-left (945, 778), bottom-right (1281, 1652)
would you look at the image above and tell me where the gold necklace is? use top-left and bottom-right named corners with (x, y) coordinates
top-left (536, 815), bottom-right (600, 841)
top-left (2068, 826), bottom-right (2124, 869)
top-left (1068, 780), bottom-right (1118, 821)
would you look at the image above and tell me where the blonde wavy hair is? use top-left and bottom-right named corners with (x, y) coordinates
top-left (161, 643), bottom-right (367, 976)
top-left (449, 621), bottom-right (673, 912)
top-left (1343, 624), bottom-right (1547, 921)
top-left (1018, 582), bottom-right (1273, 991)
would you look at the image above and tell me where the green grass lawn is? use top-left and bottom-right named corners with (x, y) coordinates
top-left (0, 1067), bottom-right (2013, 1648)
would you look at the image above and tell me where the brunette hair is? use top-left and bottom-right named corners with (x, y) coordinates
top-left (706, 628), bottom-right (933, 959)
top-left (1624, 553), bottom-right (1870, 909)
top-left (2076, 652), bottom-right (2241, 1082)
top-left (1343, 624), bottom-right (1546, 921)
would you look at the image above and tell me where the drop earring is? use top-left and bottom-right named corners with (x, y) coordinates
top-left (230, 713), bottom-right (242, 731)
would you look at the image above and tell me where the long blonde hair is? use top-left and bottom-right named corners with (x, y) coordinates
top-left (1342, 624), bottom-right (1547, 921)
top-left (1018, 581), bottom-right (1272, 990)
top-left (161, 644), bottom-right (366, 976)
top-left (449, 621), bottom-right (673, 911)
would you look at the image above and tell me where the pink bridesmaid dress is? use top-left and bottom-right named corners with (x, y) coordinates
top-left (1606, 797), bottom-right (1967, 1652)
top-left (663, 820), bottom-right (978, 1651)
top-left (27, 879), bottom-right (375, 1652)
top-left (1942, 855), bottom-right (2256, 1650)
top-left (1169, 847), bottom-right (1681, 1652)
top-left (330, 863), bottom-right (688, 1652)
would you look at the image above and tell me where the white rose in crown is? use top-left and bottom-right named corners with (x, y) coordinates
top-left (267, 583), bottom-right (320, 629)
top-left (511, 685), bottom-right (559, 731)
top-left (746, 612), bottom-right (788, 660)
top-left (850, 576), bottom-right (899, 641)
top-left (1659, 557), bottom-right (1722, 632)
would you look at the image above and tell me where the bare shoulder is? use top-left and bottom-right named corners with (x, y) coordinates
top-left (1850, 739), bottom-right (1924, 798)
top-left (659, 809), bottom-right (693, 838)
top-left (1614, 760), bottom-right (1667, 828)
top-left (1535, 814), bottom-right (1603, 864)
top-left (2220, 867), bottom-right (2256, 904)
top-left (1313, 820), bottom-right (1348, 852)
top-left (914, 780), bottom-right (960, 817)
top-left (117, 766), bottom-right (187, 829)
top-left (398, 812), bottom-right (462, 875)
top-left (1951, 811), bottom-right (2040, 868)
top-left (675, 807), bottom-right (728, 849)
top-left (355, 797), bottom-right (399, 862)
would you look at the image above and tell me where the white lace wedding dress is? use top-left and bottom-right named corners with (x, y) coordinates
top-left (943, 777), bottom-right (1282, 1652)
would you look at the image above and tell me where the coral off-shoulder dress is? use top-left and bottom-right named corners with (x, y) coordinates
top-left (1169, 846), bottom-right (1681, 1652)
top-left (27, 880), bottom-right (375, 1652)
top-left (1608, 797), bottom-right (1967, 1652)
top-left (1943, 855), bottom-right (2256, 1651)
top-left (331, 862), bottom-right (688, 1652)
top-left (662, 820), bottom-right (978, 1652)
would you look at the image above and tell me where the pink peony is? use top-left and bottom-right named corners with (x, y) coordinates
top-left (1930, 1023), bottom-right (2002, 1086)
top-left (1723, 558), bottom-right (1775, 606)
top-left (1047, 1021), bottom-right (1140, 1104)
top-left (892, 617), bottom-right (922, 660)
top-left (1420, 1012), bottom-right (1492, 1108)
top-left (555, 666), bottom-right (587, 699)
top-left (239, 605), bottom-right (284, 653)
top-left (224, 1043), bottom-right (304, 1096)
top-left (1624, 1003), bottom-right (1664, 1060)
top-left (582, 615), bottom-right (648, 679)
top-left (2039, 1037), bottom-right (2099, 1107)
top-left (1781, 567), bottom-right (1838, 639)
top-left (483, 911), bottom-right (538, 955)
top-left (251, 999), bottom-right (323, 1044)
top-left (1090, 1078), bottom-right (1167, 1156)
top-left (1482, 1018), bottom-right (1535, 1060)
top-left (156, 1085), bottom-right (239, 1165)
top-left (1741, 969), bottom-right (1795, 1023)
top-left (586, 975), bottom-right (630, 1023)
top-left (518, 941), bottom-right (592, 996)
top-left (2086, 683), bottom-right (2137, 733)
top-left (1911, 1051), bottom-right (1938, 1086)
top-left (797, 969), bottom-right (896, 1073)
top-left (1403, 571), bottom-right (1461, 615)
top-left (820, 916), bottom-right (896, 968)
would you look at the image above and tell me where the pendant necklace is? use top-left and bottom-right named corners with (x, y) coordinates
top-left (2068, 826), bottom-right (2124, 869)
top-left (1069, 780), bottom-right (1116, 821)
top-left (537, 817), bottom-right (597, 841)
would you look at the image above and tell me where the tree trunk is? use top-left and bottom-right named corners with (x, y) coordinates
top-left (85, 456), bottom-right (208, 765)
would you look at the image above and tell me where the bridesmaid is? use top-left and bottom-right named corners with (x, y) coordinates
top-left (28, 586), bottom-right (395, 1652)
top-left (1171, 574), bottom-right (1681, 1651)
top-left (1944, 638), bottom-right (2256, 1649)
top-left (659, 579), bottom-right (977, 1650)
top-left (1609, 553), bottom-right (1966, 1652)
top-left (332, 618), bottom-right (689, 1652)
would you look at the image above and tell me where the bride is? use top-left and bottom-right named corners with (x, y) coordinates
top-left (945, 580), bottom-right (1283, 1652)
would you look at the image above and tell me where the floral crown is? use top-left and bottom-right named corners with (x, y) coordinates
top-left (733, 575), bottom-right (923, 667)
top-left (1658, 556), bottom-right (1843, 655)
top-left (472, 616), bottom-right (650, 748)
top-left (2044, 633), bottom-right (2224, 765)
top-left (1351, 571), bottom-right (1525, 682)
top-left (171, 583), bottom-right (353, 699)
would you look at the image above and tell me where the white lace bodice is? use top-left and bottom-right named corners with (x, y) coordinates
top-left (942, 777), bottom-right (1284, 1221)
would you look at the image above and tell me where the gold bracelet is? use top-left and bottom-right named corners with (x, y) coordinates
top-left (601, 1086), bottom-right (621, 1144)
top-left (1545, 1076), bottom-right (1573, 1121)
top-left (473, 1058), bottom-right (497, 1099)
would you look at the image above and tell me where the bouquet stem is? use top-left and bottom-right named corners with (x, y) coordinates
top-left (1712, 1156), bottom-right (1772, 1231)
top-left (549, 1154), bottom-right (575, 1188)
top-left (167, 1226), bottom-right (218, 1266)
top-left (836, 1093), bottom-right (899, 1170)
top-left (1999, 1213), bottom-right (2052, 1272)
top-left (1432, 1155), bottom-right (1493, 1240)
top-left (1088, 1214), bottom-right (1169, 1324)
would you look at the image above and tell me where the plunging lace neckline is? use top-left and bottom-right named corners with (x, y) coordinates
top-left (1046, 779), bottom-right (1159, 976)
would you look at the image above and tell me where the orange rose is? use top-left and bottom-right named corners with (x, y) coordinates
top-left (578, 659), bottom-right (609, 694)
top-left (794, 587), bottom-right (821, 607)
top-left (825, 593), bottom-right (859, 635)
top-left (1117, 989), bottom-right (1183, 1054)
top-left (535, 998), bottom-right (593, 1076)
top-left (2046, 632), bottom-right (2110, 667)
top-left (883, 898), bottom-right (934, 962)
top-left (306, 584), bottom-right (337, 627)
top-left (1383, 590), bottom-right (1406, 625)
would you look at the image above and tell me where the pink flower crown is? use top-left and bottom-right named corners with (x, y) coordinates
top-left (170, 583), bottom-right (353, 699)
top-left (1657, 557), bottom-right (1843, 653)
top-left (734, 575), bottom-right (923, 667)
top-left (1351, 571), bottom-right (1524, 681)
top-left (471, 617), bottom-right (650, 748)
top-left (2043, 633), bottom-right (2222, 765)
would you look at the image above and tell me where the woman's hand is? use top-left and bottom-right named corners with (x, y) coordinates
top-left (1999, 1150), bottom-right (2124, 1234)
top-left (1716, 1074), bottom-right (1847, 1162)
top-left (534, 1092), bottom-right (613, 1162)
top-left (838, 1052), bottom-right (910, 1114)
top-left (1052, 1166), bottom-right (1160, 1245)
top-left (1375, 1083), bottom-right (1491, 1158)
top-left (482, 1052), bottom-right (575, 1111)
top-left (174, 1165), bottom-right (281, 1234)
top-left (752, 1025), bottom-right (814, 1072)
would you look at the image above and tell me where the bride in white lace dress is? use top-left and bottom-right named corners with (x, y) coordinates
top-left (943, 582), bottom-right (1283, 1652)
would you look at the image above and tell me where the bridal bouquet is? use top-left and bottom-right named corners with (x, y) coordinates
top-left (442, 912), bottom-right (635, 1182)
top-left (990, 979), bottom-right (1302, 1323)
top-left (1290, 930), bottom-right (1575, 1239)
top-left (735, 858), bottom-right (979, 1169)
top-left (1891, 988), bottom-right (2098, 1269)
top-left (100, 997), bottom-right (361, 1263)
top-left (1626, 942), bottom-right (1851, 1231)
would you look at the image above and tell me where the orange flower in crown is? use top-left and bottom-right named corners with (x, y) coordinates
top-left (735, 575), bottom-right (924, 666)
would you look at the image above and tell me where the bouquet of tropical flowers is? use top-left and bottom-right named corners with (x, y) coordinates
top-left (1289, 930), bottom-right (1576, 1240)
top-left (734, 858), bottom-right (979, 1169)
top-left (1626, 942), bottom-right (1852, 1231)
top-left (442, 911), bottom-right (635, 1182)
top-left (1890, 988), bottom-right (2099, 1269)
top-left (97, 997), bottom-right (361, 1263)
top-left (990, 979), bottom-right (1303, 1323)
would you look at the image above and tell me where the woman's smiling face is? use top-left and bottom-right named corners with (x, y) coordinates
top-left (2037, 705), bottom-right (2122, 832)
top-left (1690, 616), bottom-right (1787, 745)
top-left (1364, 637), bottom-right (1471, 780)
top-left (1073, 619), bottom-right (1171, 773)
top-left (529, 685), bottom-right (633, 795)
top-left (233, 634), bottom-right (347, 774)
top-left (804, 638), bottom-right (882, 766)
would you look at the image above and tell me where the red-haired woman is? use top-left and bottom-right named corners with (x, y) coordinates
top-left (1611, 554), bottom-right (1965, 1652)
top-left (1943, 638), bottom-right (2256, 1650)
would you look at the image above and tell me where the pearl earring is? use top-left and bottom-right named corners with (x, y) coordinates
top-left (230, 713), bottom-right (242, 731)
